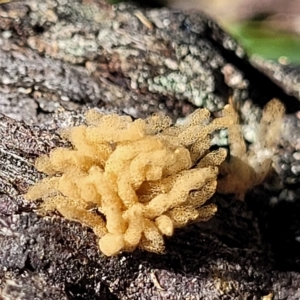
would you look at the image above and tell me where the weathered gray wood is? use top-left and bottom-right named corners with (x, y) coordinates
top-left (1, 1), bottom-right (300, 299)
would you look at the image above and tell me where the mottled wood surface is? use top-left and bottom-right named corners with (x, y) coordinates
top-left (1, 1), bottom-right (300, 299)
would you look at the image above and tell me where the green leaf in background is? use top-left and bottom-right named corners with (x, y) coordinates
top-left (108, 0), bottom-right (122, 4)
top-left (227, 21), bottom-right (300, 64)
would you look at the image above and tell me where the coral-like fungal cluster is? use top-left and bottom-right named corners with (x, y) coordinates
top-left (25, 98), bottom-right (285, 256)
top-left (217, 98), bottom-right (285, 200)
top-left (25, 107), bottom-right (233, 256)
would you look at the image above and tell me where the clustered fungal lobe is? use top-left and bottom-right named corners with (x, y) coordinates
top-left (25, 98), bottom-right (285, 256)
top-left (217, 98), bottom-right (285, 200)
top-left (25, 106), bottom-right (233, 256)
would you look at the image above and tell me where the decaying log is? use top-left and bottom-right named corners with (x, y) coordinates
top-left (1, 1), bottom-right (300, 299)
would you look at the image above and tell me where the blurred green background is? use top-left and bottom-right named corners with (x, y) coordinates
top-left (228, 21), bottom-right (300, 64)
top-left (108, 0), bottom-right (300, 64)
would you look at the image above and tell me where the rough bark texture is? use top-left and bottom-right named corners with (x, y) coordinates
top-left (1, 1), bottom-right (300, 299)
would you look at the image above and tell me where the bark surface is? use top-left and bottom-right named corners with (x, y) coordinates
top-left (1, 1), bottom-right (300, 299)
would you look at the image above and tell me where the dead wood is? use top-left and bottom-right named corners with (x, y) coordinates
top-left (1, 1), bottom-right (300, 299)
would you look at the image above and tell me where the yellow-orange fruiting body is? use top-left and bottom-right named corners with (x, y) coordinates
top-left (25, 98), bottom-right (285, 255)
top-left (25, 106), bottom-right (230, 256)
